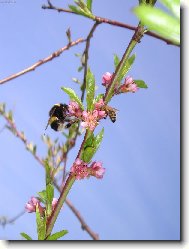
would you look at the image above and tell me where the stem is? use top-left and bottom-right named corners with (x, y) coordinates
top-left (46, 173), bottom-right (76, 238)
top-left (104, 24), bottom-right (145, 104)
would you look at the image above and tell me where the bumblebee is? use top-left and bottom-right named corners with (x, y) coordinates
top-left (101, 105), bottom-right (118, 123)
top-left (45, 103), bottom-right (75, 132)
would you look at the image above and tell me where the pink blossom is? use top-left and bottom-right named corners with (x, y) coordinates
top-left (25, 197), bottom-right (40, 213)
top-left (70, 158), bottom-right (89, 180)
top-left (127, 83), bottom-right (138, 93)
top-left (94, 98), bottom-right (104, 110)
top-left (102, 72), bottom-right (112, 87)
top-left (68, 101), bottom-right (82, 117)
top-left (124, 76), bottom-right (134, 86)
top-left (81, 110), bottom-right (99, 131)
top-left (52, 198), bottom-right (58, 210)
top-left (90, 161), bottom-right (105, 179)
top-left (117, 76), bottom-right (139, 94)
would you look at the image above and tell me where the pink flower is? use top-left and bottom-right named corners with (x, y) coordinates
top-left (25, 197), bottom-right (40, 213)
top-left (127, 83), bottom-right (138, 93)
top-left (81, 110), bottom-right (99, 131)
top-left (52, 198), bottom-right (58, 210)
top-left (117, 76), bottom-right (139, 94)
top-left (90, 161), bottom-right (105, 179)
top-left (124, 76), bottom-right (134, 86)
top-left (68, 101), bottom-right (82, 117)
top-left (94, 98), bottom-right (104, 110)
top-left (102, 72), bottom-right (112, 87)
top-left (70, 158), bottom-right (89, 180)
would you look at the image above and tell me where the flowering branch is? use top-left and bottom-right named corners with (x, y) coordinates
top-left (104, 24), bottom-right (145, 103)
top-left (42, 1), bottom-right (179, 47)
top-left (0, 105), bottom-right (99, 240)
top-left (0, 38), bottom-right (85, 85)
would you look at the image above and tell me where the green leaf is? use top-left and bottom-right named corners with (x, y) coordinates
top-left (160, 0), bottom-right (180, 19)
top-left (114, 54), bottom-right (120, 69)
top-left (38, 190), bottom-right (47, 203)
top-left (93, 127), bottom-right (104, 153)
top-left (46, 184), bottom-right (54, 217)
top-left (134, 80), bottom-right (148, 88)
top-left (46, 230), bottom-right (68, 240)
top-left (68, 5), bottom-right (83, 15)
top-left (86, 68), bottom-right (95, 111)
top-left (61, 87), bottom-right (84, 110)
top-left (69, 0), bottom-right (94, 19)
top-left (133, 5), bottom-right (180, 45)
top-left (86, 0), bottom-right (92, 11)
top-left (81, 128), bottom-right (104, 163)
top-left (36, 205), bottom-right (46, 240)
top-left (82, 146), bottom-right (95, 163)
top-left (20, 232), bottom-right (32, 240)
top-left (117, 54), bottom-right (136, 83)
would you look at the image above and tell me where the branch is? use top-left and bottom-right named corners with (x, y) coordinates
top-left (0, 210), bottom-right (26, 228)
top-left (0, 109), bottom-right (99, 240)
top-left (42, 1), bottom-right (179, 47)
top-left (0, 38), bottom-right (85, 85)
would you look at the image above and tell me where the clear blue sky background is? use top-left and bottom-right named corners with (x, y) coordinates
top-left (0, 0), bottom-right (180, 240)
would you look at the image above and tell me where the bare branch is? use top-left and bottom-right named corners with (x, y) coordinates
top-left (0, 38), bottom-right (85, 85)
top-left (42, 2), bottom-right (179, 47)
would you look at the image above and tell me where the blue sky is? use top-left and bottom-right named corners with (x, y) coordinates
top-left (0, 0), bottom-right (180, 240)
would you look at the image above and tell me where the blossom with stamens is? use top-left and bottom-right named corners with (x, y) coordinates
top-left (90, 161), bottom-right (105, 179)
top-left (81, 110), bottom-right (99, 131)
top-left (70, 158), bottom-right (89, 180)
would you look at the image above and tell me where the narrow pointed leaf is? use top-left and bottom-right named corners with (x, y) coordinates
top-left (47, 230), bottom-right (68, 240)
top-left (86, 68), bottom-right (95, 111)
top-left (20, 233), bottom-right (32, 240)
top-left (36, 205), bottom-right (46, 240)
top-left (114, 54), bottom-right (120, 69)
top-left (117, 54), bottom-right (136, 83)
top-left (93, 127), bottom-right (104, 153)
top-left (61, 87), bottom-right (84, 110)
top-left (87, 0), bottom-right (92, 11)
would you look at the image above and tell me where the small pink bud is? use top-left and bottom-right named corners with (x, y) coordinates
top-left (124, 76), bottom-right (134, 86)
top-left (102, 72), bottom-right (112, 87)
top-left (25, 197), bottom-right (40, 213)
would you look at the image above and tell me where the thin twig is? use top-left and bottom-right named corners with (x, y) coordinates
top-left (0, 210), bottom-right (26, 228)
top-left (0, 110), bottom-right (99, 240)
top-left (42, 2), bottom-right (179, 47)
top-left (0, 38), bottom-right (85, 85)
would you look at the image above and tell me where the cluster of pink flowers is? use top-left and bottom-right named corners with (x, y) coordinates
top-left (102, 72), bottom-right (138, 94)
top-left (70, 158), bottom-right (105, 180)
top-left (68, 99), bottom-right (106, 131)
top-left (25, 196), bottom-right (58, 214)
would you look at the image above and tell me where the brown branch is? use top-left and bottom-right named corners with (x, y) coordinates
top-left (0, 110), bottom-right (99, 240)
top-left (42, 2), bottom-right (179, 47)
top-left (0, 38), bottom-right (85, 85)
